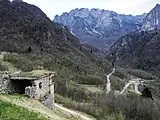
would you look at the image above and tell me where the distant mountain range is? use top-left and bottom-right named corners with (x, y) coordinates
top-left (53, 4), bottom-right (160, 50)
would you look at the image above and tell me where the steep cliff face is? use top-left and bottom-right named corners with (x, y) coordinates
top-left (54, 8), bottom-right (145, 49)
top-left (141, 4), bottom-right (160, 31)
top-left (108, 30), bottom-right (160, 77)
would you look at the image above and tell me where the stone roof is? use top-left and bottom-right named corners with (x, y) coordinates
top-left (10, 77), bottom-right (37, 81)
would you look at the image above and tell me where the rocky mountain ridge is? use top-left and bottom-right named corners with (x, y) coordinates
top-left (53, 8), bottom-right (146, 49)
top-left (54, 4), bottom-right (160, 50)
top-left (140, 4), bottom-right (160, 31)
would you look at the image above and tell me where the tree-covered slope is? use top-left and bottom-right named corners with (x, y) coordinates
top-left (108, 30), bottom-right (160, 77)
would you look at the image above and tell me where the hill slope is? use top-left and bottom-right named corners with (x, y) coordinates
top-left (108, 30), bottom-right (160, 78)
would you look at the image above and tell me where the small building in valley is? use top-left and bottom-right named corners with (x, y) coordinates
top-left (0, 72), bottom-right (55, 109)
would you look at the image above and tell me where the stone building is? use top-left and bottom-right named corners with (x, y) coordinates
top-left (0, 72), bottom-right (55, 109)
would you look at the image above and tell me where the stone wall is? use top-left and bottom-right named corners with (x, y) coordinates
top-left (25, 76), bottom-right (54, 99)
top-left (24, 75), bottom-right (55, 109)
top-left (41, 93), bottom-right (54, 109)
top-left (0, 74), bottom-right (10, 93)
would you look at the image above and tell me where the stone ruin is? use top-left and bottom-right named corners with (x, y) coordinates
top-left (0, 72), bottom-right (55, 109)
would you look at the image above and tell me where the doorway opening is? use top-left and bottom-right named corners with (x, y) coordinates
top-left (10, 79), bottom-right (32, 94)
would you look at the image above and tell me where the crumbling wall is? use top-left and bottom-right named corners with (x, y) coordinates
top-left (27, 76), bottom-right (52, 99)
top-left (0, 74), bottom-right (10, 93)
top-left (25, 75), bottom-right (54, 109)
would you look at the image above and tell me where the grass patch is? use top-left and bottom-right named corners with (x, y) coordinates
top-left (23, 69), bottom-right (53, 77)
top-left (0, 99), bottom-right (47, 120)
top-left (80, 84), bottom-right (103, 93)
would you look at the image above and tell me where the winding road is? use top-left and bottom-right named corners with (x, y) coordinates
top-left (119, 78), bottom-right (142, 95)
top-left (105, 68), bottom-right (116, 94)
top-left (104, 67), bottom-right (143, 95)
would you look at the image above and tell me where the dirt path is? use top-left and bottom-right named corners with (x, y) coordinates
top-left (55, 103), bottom-right (94, 120)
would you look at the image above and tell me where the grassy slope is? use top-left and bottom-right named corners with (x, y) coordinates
top-left (0, 94), bottom-right (91, 120)
top-left (0, 99), bottom-right (46, 120)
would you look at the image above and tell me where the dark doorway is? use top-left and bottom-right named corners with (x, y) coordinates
top-left (10, 80), bottom-right (32, 94)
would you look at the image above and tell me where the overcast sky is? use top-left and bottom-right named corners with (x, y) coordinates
top-left (22, 0), bottom-right (160, 20)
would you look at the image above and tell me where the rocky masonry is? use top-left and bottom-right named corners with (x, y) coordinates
top-left (0, 72), bottom-right (55, 109)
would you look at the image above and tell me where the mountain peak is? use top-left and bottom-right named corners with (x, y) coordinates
top-left (155, 3), bottom-right (160, 8)
top-left (140, 3), bottom-right (160, 31)
top-left (152, 3), bottom-right (160, 11)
